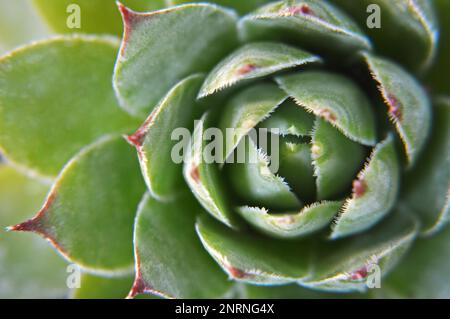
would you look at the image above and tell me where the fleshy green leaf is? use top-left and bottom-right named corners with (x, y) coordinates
top-left (184, 113), bottom-right (241, 229)
top-left (113, 3), bottom-right (238, 117)
top-left (258, 99), bottom-right (315, 137)
top-left (303, 210), bottom-right (418, 292)
top-left (9, 136), bottom-right (145, 275)
top-left (196, 214), bottom-right (313, 285)
top-left (130, 193), bottom-right (231, 299)
top-left (219, 83), bottom-right (287, 163)
top-left (330, 0), bottom-right (438, 72)
top-left (228, 137), bottom-right (301, 211)
top-left (237, 201), bottom-right (341, 239)
top-left (276, 71), bottom-right (377, 146)
top-left (198, 42), bottom-right (321, 98)
top-left (311, 119), bottom-right (366, 200)
top-left (0, 0), bottom-right (49, 54)
top-left (127, 74), bottom-right (204, 201)
top-left (0, 165), bottom-right (68, 298)
top-left (167, 0), bottom-right (273, 15)
top-left (0, 36), bottom-right (138, 177)
top-left (240, 0), bottom-right (371, 56)
top-left (33, 0), bottom-right (166, 36)
top-left (72, 273), bottom-right (134, 299)
top-left (278, 140), bottom-right (316, 201)
top-left (363, 52), bottom-right (431, 165)
top-left (331, 135), bottom-right (400, 239)
top-left (381, 224), bottom-right (450, 298)
top-left (400, 97), bottom-right (450, 235)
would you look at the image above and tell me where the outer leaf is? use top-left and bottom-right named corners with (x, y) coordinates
top-left (127, 74), bottom-right (204, 201)
top-left (196, 214), bottom-right (313, 285)
top-left (303, 210), bottom-right (418, 292)
top-left (276, 71), bottom-right (377, 146)
top-left (0, 0), bottom-right (49, 54)
top-left (311, 119), bottom-right (366, 200)
top-left (33, 0), bottom-right (166, 36)
top-left (9, 136), bottom-right (145, 275)
top-left (198, 42), bottom-right (321, 98)
top-left (330, 0), bottom-right (438, 72)
top-left (240, 0), bottom-right (371, 56)
top-left (167, 0), bottom-right (273, 15)
top-left (114, 3), bottom-right (238, 117)
top-left (258, 99), bottom-right (315, 137)
top-left (331, 135), bottom-right (400, 239)
top-left (184, 114), bottom-right (241, 229)
top-left (228, 137), bottom-right (301, 211)
top-left (363, 52), bottom-right (431, 165)
top-left (220, 83), bottom-right (287, 163)
top-left (400, 97), bottom-right (450, 234)
top-left (381, 224), bottom-right (450, 298)
top-left (0, 36), bottom-right (138, 177)
top-left (129, 193), bottom-right (231, 299)
top-left (0, 165), bottom-right (67, 298)
top-left (237, 201), bottom-right (341, 239)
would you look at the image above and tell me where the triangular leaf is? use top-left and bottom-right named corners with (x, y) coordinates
top-left (240, 0), bottom-right (371, 56)
top-left (196, 214), bottom-right (313, 285)
top-left (198, 42), bottom-right (321, 98)
top-left (127, 74), bottom-right (204, 201)
top-left (277, 71), bottom-right (377, 146)
top-left (237, 201), bottom-right (341, 239)
top-left (363, 52), bottom-right (431, 165)
top-left (113, 3), bottom-right (238, 117)
top-left (331, 135), bottom-right (400, 239)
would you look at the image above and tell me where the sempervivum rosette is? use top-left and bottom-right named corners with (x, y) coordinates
top-left (0, 0), bottom-right (448, 299)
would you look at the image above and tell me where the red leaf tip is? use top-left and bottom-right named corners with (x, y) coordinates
top-left (8, 218), bottom-right (41, 233)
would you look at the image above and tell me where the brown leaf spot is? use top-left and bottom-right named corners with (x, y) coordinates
top-left (349, 265), bottom-right (368, 281)
top-left (352, 179), bottom-right (367, 198)
top-left (190, 165), bottom-right (200, 183)
top-left (387, 93), bottom-right (402, 121)
top-left (227, 265), bottom-right (247, 279)
top-left (318, 109), bottom-right (337, 122)
top-left (287, 4), bottom-right (314, 16)
top-left (237, 64), bottom-right (257, 76)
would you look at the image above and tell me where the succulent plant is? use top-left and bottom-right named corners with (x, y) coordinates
top-left (0, 0), bottom-right (448, 299)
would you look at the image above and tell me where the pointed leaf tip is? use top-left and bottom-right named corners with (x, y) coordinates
top-left (114, 3), bottom-right (238, 117)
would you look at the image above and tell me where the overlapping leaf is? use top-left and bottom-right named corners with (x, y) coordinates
top-left (130, 193), bottom-right (231, 299)
top-left (114, 3), bottom-right (238, 117)
top-left (127, 74), bottom-right (204, 201)
top-left (9, 136), bottom-right (145, 275)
